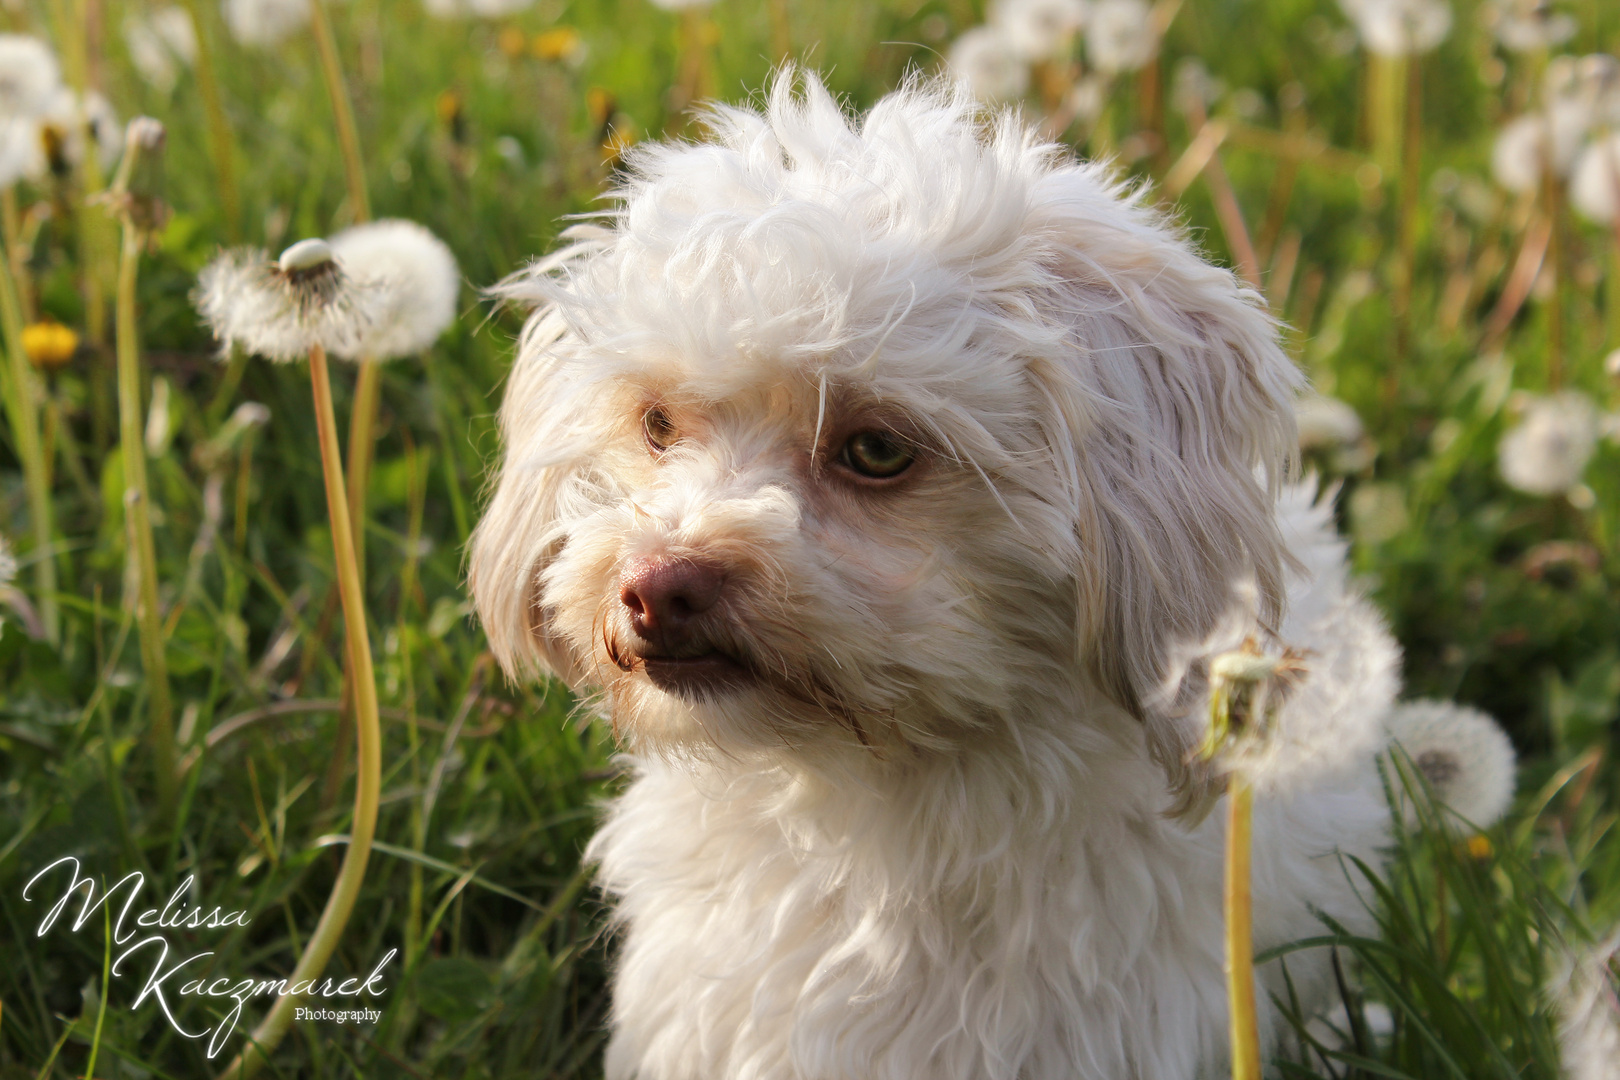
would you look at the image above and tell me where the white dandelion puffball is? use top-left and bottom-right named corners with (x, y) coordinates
top-left (1490, 0), bottom-right (1576, 53)
top-left (222, 0), bottom-right (310, 48)
top-left (1385, 699), bottom-right (1515, 830)
top-left (1571, 135), bottom-right (1620, 224)
top-left (1557, 931), bottom-right (1620, 1080)
top-left (1498, 391), bottom-right (1599, 496)
top-left (1341, 0), bottom-right (1452, 57)
top-left (1490, 100), bottom-right (1591, 193)
top-left (123, 7), bottom-right (198, 95)
top-left (40, 89), bottom-right (123, 173)
top-left (0, 34), bottom-right (61, 117)
top-left (328, 219), bottom-right (460, 360)
top-left (947, 26), bottom-right (1029, 102)
top-left (991, 0), bottom-right (1089, 62)
top-left (1295, 394), bottom-right (1365, 451)
top-left (0, 35), bottom-right (61, 186)
top-left (1086, 0), bottom-right (1158, 75)
top-left (422, 0), bottom-right (537, 16)
top-left (194, 241), bottom-right (384, 362)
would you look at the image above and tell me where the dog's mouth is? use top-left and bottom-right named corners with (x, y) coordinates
top-left (606, 632), bottom-right (758, 699)
top-left (639, 650), bottom-right (755, 696)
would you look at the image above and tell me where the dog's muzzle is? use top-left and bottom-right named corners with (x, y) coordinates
top-left (616, 555), bottom-right (753, 696)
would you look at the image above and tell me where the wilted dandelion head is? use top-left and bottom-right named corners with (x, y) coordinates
top-left (1340, 0), bottom-right (1452, 57)
top-left (1384, 699), bottom-right (1516, 830)
top-left (1498, 390), bottom-right (1598, 496)
top-left (222, 0), bottom-right (310, 49)
top-left (1086, 0), bottom-right (1158, 75)
top-left (327, 219), bottom-right (460, 360)
top-left (1555, 929), bottom-right (1620, 1080)
top-left (1489, 0), bottom-right (1577, 53)
top-left (123, 7), bottom-right (198, 95)
top-left (991, 0), bottom-right (1089, 62)
top-left (194, 239), bottom-right (381, 362)
top-left (946, 27), bottom-right (1028, 102)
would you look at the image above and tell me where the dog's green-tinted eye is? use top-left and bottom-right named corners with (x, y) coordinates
top-left (841, 431), bottom-right (914, 479)
top-left (643, 407), bottom-right (675, 453)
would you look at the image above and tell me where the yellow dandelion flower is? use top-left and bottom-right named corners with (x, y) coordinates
top-left (532, 26), bottom-right (582, 61)
top-left (497, 25), bottom-right (526, 57)
top-left (22, 320), bottom-right (78, 369)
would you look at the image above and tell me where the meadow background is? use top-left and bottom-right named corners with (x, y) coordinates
top-left (1, 0), bottom-right (1619, 1076)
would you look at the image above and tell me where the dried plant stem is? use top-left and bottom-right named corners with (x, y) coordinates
top-left (1225, 775), bottom-right (1260, 1080)
top-left (215, 344), bottom-right (382, 1080)
top-left (115, 224), bottom-right (176, 819)
top-left (180, 0), bottom-right (243, 241)
top-left (0, 206), bottom-right (58, 643)
top-left (309, 0), bottom-right (372, 223)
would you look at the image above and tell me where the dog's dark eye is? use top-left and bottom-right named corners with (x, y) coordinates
top-left (840, 431), bottom-right (914, 479)
top-left (643, 407), bottom-right (676, 454)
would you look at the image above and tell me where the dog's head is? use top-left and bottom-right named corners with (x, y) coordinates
top-left (470, 73), bottom-right (1301, 805)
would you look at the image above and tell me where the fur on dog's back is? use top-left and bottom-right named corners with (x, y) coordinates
top-left (471, 72), bottom-right (1397, 1080)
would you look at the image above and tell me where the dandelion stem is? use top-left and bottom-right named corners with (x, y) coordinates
top-left (180, 0), bottom-right (243, 242)
top-left (0, 197), bottom-right (59, 643)
top-left (215, 344), bottom-right (382, 1080)
top-left (1225, 774), bottom-right (1261, 1080)
top-left (346, 357), bottom-right (381, 580)
top-left (308, 0), bottom-right (372, 224)
top-left (115, 222), bottom-right (176, 819)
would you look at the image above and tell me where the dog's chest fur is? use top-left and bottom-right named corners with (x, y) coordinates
top-left (591, 736), bottom-right (1385, 1080)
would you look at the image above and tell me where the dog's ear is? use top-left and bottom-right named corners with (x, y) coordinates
top-left (1025, 177), bottom-right (1303, 816)
top-left (468, 306), bottom-right (597, 687)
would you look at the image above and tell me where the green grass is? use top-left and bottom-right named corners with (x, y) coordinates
top-left (2, 0), bottom-right (1620, 1076)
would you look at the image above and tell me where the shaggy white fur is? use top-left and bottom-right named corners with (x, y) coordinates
top-left (470, 71), bottom-right (1398, 1079)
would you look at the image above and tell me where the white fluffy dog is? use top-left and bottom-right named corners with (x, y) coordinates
top-left (470, 73), bottom-right (1399, 1080)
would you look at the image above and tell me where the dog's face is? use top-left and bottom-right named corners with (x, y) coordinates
top-left (471, 75), bottom-right (1302, 800)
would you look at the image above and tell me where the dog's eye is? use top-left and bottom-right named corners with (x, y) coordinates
top-left (643, 407), bottom-right (676, 454)
top-left (840, 431), bottom-right (914, 479)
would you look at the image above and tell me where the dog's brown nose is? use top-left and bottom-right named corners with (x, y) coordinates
top-left (619, 557), bottom-right (723, 641)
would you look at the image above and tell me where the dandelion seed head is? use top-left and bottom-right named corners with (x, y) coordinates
top-left (1086, 0), bottom-right (1158, 75)
top-left (194, 243), bottom-right (381, 363)
top-left (1555, 929), bottom-right (1620, 1080)
top-left (946, 26), bottom-right (1029, 102)
top-left (1171, 58), bottom-right (1224, 115)
top-left (1499, 390), bottom-right (1598, 495)
top-left (123, 7), bottom-right (197, 95)
top-left (0, 35), bottom-right (61, 118)
top-left (327, 219), bottom-right (460, 360)
top-left (1489, 0), bottom-right (1576, 53)
top-left (0, 35), bottom-right (60, 186)
top-left (40, 88), bottom-right (123, 175)
top-left (0, 532), bottom-right (15, 588)
top-left (991, 0), bottom-right (1089, 62)
top-left (1340, 0), bottom-right (1452, 57)
top-left (1295, 394), bottom-right (1365, 452)
top-left (1571, 134), bottom-right (1620, 224)
top-left (221, 0), bottom-right (310, 49)
top-left (1384, 699), bottom-right (1516, 830)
